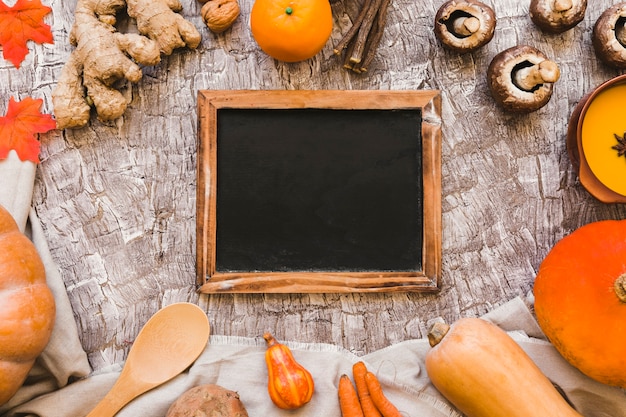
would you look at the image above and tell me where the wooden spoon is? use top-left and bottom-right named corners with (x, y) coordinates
top-left (86, 302), bottom-right (210, 417)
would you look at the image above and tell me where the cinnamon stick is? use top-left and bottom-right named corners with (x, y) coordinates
top-left (335, 0), bottom-right (392, 73)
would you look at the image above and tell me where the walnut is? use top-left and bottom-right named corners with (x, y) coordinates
top-left (201, 0), bottom-right (240, 34)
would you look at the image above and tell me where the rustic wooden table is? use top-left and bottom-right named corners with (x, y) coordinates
top-left (3, 0), bottom-right (625, 372)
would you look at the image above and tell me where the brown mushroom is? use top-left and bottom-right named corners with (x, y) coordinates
top-left (487, 45), bottom-right (560, 113)
top-left (434, 0), bottom-right (496, 53)
top-left (592, 3), bottom-right (626, 69)
top-left (529, 0), bottom-right (587, 33)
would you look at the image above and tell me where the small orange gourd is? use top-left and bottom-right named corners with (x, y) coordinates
top-left (263, 332), bottom-right (314, 409)
top-left (534, 219), bottom-right (626, 388)
top-left (0, 204), bottom-right (56, 406)
top-left (425, 317), bottom-right (582, 417)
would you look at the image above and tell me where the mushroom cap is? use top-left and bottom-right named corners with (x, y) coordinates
top-left (434, 0), bottom-right (496, 53)
top-left (592, 3), bottom-right (626, 69)
top-left (529, 0), bottom-right (587, 33)
top-left (487, 45), bottom-right (558, 113)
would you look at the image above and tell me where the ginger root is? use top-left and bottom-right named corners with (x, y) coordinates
top-left (52, 0), bottom-right (201, 130)
top-left (127, 0), bottom-right (201, 55)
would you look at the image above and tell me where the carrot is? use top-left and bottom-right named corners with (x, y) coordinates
top-left (364, 372), bottom-right (403, 417)
top-left (352, 361), bottom-right (382, 417)
top-left (338, 374), bottom-right (365, 417)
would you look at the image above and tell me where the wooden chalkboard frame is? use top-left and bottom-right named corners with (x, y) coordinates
top-left (196, 90), bottom-right (442, 293)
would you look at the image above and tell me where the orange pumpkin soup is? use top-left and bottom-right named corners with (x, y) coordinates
top-left (581, 82), bottom-right (626, 196)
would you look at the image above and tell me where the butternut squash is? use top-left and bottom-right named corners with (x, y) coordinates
top-left (424, 317), bottom-right (582, 417)
top-left (0, 203), bottom-right (55, 406)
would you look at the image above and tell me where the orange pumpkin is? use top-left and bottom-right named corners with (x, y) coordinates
top-left (534, 219), bottom-right (626, 388)
top-left (0, 204), bottom-right (56, 405)
top-left (250, 0), bottom-right (333, 62)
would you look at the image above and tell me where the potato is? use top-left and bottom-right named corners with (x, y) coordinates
top-left (166, 384), bottom-right (249, 417)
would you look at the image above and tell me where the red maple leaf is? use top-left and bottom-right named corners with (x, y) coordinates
top-left (0, 0), bottom-right (53, 68)
top-left (0, 96), bottom-right (56, 163)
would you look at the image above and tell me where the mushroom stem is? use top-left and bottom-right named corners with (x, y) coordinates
top-left (514, 60), bottom-right (560, 91)
top-left (452, 16), bottom-right (480, 37)
top-left (553, 0), bottom-right (573, 13)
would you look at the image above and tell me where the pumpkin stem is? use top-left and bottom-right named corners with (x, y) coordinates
top-left (427, 322), bottom-right (450, 347)
top-left (263, 332), bottom-right (278, 347)
top-left (615, 274), bottom-right (626, 303)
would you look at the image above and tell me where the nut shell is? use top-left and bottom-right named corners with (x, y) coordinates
top-left (201, 0), bottom-right (240, 34)
top-left (529, 0), bottom-right (587, 33)
top-left (434, 0), bottom-right (496, 53)
top-left (487, 45), bottom-right (558, 113)
top-left (592, 3), bottom-right (626, 69)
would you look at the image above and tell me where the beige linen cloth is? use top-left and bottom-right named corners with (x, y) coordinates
top-left (1, 153), bottom-right (625, 416)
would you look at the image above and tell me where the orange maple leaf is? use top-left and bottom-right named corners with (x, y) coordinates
top-left (0, 97), bottom-right (56, 163)
top-left (0, 0), bottom-right (53, 68)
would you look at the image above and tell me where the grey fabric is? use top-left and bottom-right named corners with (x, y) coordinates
top-left (3, 297), bottom-right (626, 417)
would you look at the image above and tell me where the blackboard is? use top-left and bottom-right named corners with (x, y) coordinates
top-left (197, 90), bottom-right (442, 293)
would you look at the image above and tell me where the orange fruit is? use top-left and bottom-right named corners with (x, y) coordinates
top-left (250, 0), bottom-right (333, 62)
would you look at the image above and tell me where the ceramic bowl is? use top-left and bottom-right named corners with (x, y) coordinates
top-left (567, 74), bottom-right (626, 203)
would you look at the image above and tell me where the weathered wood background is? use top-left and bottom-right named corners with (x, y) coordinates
top-left (2, 0), bottom-right (625, 372)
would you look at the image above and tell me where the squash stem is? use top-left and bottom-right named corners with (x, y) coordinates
top-left (428, 322), bottom-right (451, 347)
top-left (615, 274), bottom-right (626, 303)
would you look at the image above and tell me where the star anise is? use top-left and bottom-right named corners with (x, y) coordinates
top-left (612, 131), bottom-right (626, 159)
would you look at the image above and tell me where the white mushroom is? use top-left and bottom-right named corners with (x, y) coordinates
top-left (529, 0), bottom-right (587, 33)
top-left (487, 45), bottom-right (561, 113)
top-left (434, 0), bottom-right (496, 53)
